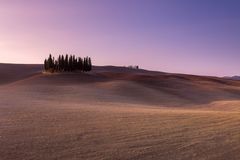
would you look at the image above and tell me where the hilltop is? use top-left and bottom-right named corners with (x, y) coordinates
top-left (1, 63), bottom-right (240, 106)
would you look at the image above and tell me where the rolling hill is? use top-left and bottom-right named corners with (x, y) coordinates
top-left (0, 63), bottom-right (240, 160)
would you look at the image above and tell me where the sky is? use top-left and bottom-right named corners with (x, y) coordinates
top-left (0, 0), bottom-right (240, 76)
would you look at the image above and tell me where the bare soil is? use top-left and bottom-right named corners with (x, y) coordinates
top-left (0, 64), bottom-right (239, 160)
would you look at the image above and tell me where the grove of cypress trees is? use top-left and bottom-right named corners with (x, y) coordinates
top-left (44, 54), bottom-right (92, 73)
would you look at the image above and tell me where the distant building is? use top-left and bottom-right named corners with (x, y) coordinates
top-left (128, 65), bottom-right (139, 69)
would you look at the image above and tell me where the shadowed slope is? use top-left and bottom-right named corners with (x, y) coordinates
top-left (0, 63), bottom-right (42, 85)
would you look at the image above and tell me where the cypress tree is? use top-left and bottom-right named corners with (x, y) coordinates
top-left (44, 59), bottom-right (48, 71)
top-left (61, 55), bottom-right (64, 71)
top-left (48, 54), bottom-right (54, 70)
top-left (65, 54), bottom-right (69, 71)
top-left (88, 57), bottom-right (92, 71)
top-left (72, 55), bottom-right (76, 70)
top-left (86, 57), bottom-right (89, 71)
top-left (69, 55), bottom-right (73, 71)
top-left (83, 57), bottom-right (86, 72)
top-left (78, 57), bottom-right (83, 71)
top-left (54, 60), bottom-right (58, 71)
top-left (52, 58), bottom-right (55, 70)
top-left (58, 55), bottom-right (61, 71)
top-left (74, 56), bottom-right (78, 71)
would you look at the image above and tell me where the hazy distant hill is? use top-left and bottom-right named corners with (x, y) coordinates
top-left (224, 76), bottom-right (240, 80)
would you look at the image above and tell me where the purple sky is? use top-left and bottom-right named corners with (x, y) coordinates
top-left (0, 0), bottom-right (240, 76)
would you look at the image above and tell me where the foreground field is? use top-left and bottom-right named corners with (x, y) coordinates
top-left (0, 64), bottom-right (240, 160)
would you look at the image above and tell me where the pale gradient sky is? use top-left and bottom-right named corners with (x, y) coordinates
top-left (0, 0), bottom-right (240, 76)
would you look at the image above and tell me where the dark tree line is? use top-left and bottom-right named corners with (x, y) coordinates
top-left (44, 54), bottom-right (92, 72)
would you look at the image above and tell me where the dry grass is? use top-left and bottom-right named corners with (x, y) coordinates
top-left (0, 64), bottom-right (240, 160)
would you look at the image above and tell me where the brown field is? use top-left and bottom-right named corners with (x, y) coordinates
top-left (0, 63), bottom-right (239, 160)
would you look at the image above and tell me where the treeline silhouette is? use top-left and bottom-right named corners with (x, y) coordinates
top-left (44, 54), bottom-right (92, 72)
